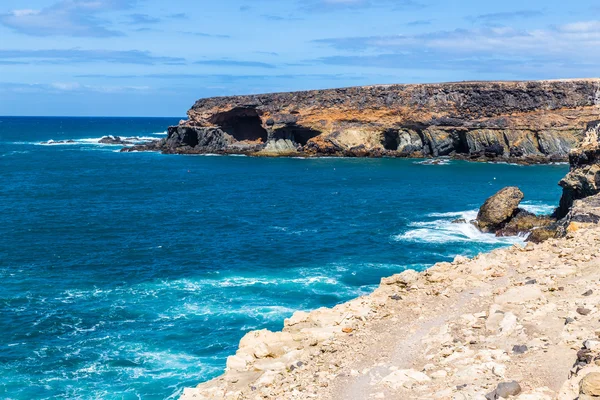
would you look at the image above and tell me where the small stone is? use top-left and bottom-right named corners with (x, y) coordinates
top-left (390, 294), bottom-right (402, 301)
top-left (512, 344), bottom-right (528, 354)
top-left (565, 317), bottom-right (575, 325)
top-left (583, 290), bottom-right (594, 296)
top-left (584, 339), bottom-right (600, 351)
top-left (296, 361), bottom-right (304, 367)
top-left (457, 384), bottom-right (468, 390)
top-left (580, 372), bottom-right (600, 396)
top-left (525, 279), bottom-right (537, 285)
top-left (578, 307), bottom-right (592, 316)
top-left (487, 381), bottom-right (522, 399)
top-left (342, 327), bottom-right (354, 333)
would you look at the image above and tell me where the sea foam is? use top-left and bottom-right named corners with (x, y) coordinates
top-left (394, 209), bottom-right (526, 244)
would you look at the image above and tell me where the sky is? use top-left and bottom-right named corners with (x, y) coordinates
top-left (0, 0), bottom-right (599, 117)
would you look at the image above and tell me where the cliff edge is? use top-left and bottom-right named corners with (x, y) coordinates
top-left (128, 79), bottom-right (600, 162)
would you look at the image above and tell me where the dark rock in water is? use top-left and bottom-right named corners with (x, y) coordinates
top-left (452, 218), bottom-right (467, 224)
top-left (41, 139), bottom-right (76, 144)
top-left (99, 136), bottom-right (126, 144)
top-left (476, 187), bottom-right (524, 233)
top-left (496, 209), bottom-right (555, 237)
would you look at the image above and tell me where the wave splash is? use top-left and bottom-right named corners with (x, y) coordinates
top-left (393, 209), bottom-right (526, 244)
top-left (35, 136), bottom-right (158, 146)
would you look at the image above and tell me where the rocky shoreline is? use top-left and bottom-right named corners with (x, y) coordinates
top-left (179, 119), bottom-right (600, 399)
top-left (181, 224), bottom-right (600, 400)
top-left (125, 79), bottom-right (600, 164)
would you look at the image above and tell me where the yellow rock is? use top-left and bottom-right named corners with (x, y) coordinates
top-left (580, 372), bottom-right (600, 396)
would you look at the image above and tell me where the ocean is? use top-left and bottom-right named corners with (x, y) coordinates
top-left (0, 117), bottom-right (568, 399)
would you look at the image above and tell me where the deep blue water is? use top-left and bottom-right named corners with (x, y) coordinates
top-left (0, 117), bottom-right (568, 399)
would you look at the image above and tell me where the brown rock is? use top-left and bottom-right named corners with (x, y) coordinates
top-left (580, 372), bottom-right (600, 396)
top-left (577, 307), bottom-right (592, 316)
top-left (130, 80), bottom-right (600, 160)
top-left (476, 187), bottom-right (524, 233)
top-left (526, 226), bottom-right (559, 243)
top-left (496, 209), bottom-right (555, 237)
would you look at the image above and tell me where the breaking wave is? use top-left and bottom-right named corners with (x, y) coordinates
top-left (393, 209), bottom-right (526, 244)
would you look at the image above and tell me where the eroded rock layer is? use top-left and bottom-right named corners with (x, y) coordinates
top-left (128, 79), bottom-right (600, 161)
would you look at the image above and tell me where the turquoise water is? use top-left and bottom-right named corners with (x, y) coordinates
top-left (0, 117), bottom-right (567, 399)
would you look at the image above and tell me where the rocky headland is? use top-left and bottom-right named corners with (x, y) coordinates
top-left (127, 79), bottom-right (600, 163)
top-left (179, 120), bottom-right (600, 400)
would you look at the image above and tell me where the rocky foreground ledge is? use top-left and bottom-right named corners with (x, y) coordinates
top-left (127, 79), bottom-right (600, 163)
top-left (181, 222), bottom-right (600, 400)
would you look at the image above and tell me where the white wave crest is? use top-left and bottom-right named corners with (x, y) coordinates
top-left (520, 201), bottom-right (556, 215)
top-left (35, 136), bottom-right (158, 146)
top-left (414, 158), bottom-right (452, 165)
top-left (393, 209), bottom-right (525, 244)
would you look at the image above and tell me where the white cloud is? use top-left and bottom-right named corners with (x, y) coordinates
top-left (0, 0), bottom-right (137, 37)
top-left (313, 20), bottom-right (600, 77)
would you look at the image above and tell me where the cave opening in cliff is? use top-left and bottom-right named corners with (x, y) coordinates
top-left (209, 107), bottom-right (268, 143)
top-left (382, 129), bottom-right (400, 150)
top-left (454, 131), bottom-right (470, 154)
top-left (273, 126), bottom-right (321, 146)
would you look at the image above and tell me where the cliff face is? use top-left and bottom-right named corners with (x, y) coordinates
top-left (558, 120), bottom-right (600, 217)
top-left (130, 79), bottom-right (600, 161)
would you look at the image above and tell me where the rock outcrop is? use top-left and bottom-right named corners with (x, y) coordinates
top-left (476, 187), bottom-right (524, 233)
top-left (558, 121), bottom-right (600, 218)
top-left (473, 187), bottom-right (555, 240)
top-left (127, 79), bottom-right (600, 161)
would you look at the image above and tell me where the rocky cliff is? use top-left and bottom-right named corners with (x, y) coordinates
top-left (558, 121), bottom-right (600, 217)
top-left (127, 79), bottom-right (600, 162)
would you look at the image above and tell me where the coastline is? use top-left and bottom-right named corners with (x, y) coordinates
top-left (181, 224), bottom-right (600, 399)
top-left (125, 79), bottom-right (600, 164)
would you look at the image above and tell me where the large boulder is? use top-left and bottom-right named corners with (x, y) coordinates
top-left (476, 187), bottom-right (524, 233)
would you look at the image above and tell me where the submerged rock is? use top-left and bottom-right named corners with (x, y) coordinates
top-left (476, 187), bottom-right (524, 233)
top-left (98, 136), bottom-right (122, 144)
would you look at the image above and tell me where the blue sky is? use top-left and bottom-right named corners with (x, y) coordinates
top-left (0, 0), bottom-right (599, 116)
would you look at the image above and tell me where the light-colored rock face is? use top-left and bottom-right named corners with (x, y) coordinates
top-left (180, 224), bottom-right (600, 400)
